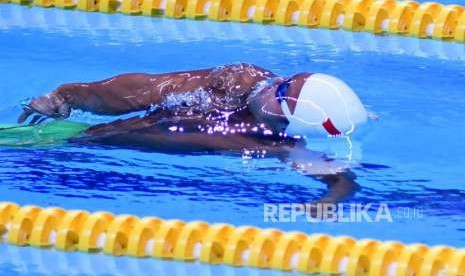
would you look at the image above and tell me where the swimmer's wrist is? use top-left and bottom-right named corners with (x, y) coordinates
top-left (53, 83), bottom-right (86, 107)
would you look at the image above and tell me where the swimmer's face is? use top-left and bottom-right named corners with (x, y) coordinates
top-left (248, 73), bottom-right (311, 132)
top-left (277, 73), bottom-right (312, 113)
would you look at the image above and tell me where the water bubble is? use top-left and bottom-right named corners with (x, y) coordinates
top-left (263, 130), bottom-right (273, 135)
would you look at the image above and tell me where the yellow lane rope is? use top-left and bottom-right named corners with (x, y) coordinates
top-left (1, 202), bottom-right (464, 275)
top-left (2, 0), bottom-right (465, 42)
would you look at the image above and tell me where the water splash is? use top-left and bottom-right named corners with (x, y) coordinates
top-left (161, 88), bottom-right (212, 115)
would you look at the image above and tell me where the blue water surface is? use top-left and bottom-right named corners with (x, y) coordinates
top-left (1, 4), bottom-right (465, 276)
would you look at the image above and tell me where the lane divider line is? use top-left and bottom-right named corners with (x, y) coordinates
top-left (1, 202), bottom-right (464, 275)
top-left (2, 0), bottom-right (465, 42)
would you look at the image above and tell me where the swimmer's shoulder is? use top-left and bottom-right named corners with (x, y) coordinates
top-left (218, 63), bottom-right (277, 77)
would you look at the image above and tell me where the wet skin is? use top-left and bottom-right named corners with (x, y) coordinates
top-left (19, 63), bottom-right (359, 206)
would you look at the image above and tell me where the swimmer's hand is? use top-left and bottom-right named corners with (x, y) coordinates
top-left (17, 93), bottom-right (71, 125)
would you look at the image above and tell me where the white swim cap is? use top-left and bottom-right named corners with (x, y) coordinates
top-left (280, 73), bottom-right (367, 138)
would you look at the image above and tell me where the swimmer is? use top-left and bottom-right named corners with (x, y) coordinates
top-left (18, 63), bottom-right (369, 207)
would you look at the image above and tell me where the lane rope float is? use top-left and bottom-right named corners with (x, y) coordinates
top-left (1, 202), bottom-right (464, 275)
top-left (0, 7), bottom-right (464, 61)
top-left (2, 0), bottom-right (465, 42)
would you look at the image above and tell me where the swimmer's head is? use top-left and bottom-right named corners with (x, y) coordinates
top-left (248, 73), bottom-right (368, 138)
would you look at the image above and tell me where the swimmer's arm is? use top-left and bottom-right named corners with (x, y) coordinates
top-left (56, 71), bottom-right (212, 115)
top-left (55, 73), bottom-right (160, 115)
top-left (278, 147), bottom-right (359, 205)
top-left (301, 171), bottom-right (359, 216)
top-left (18, 63), bottom-right (277, 123)
top-left (312, 171), bottom-right (359, 204)
top-left (18, 70), bottom-right (211, 123)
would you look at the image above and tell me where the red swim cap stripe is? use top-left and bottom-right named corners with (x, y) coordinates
top-left (322, 118), bottom-right (342, 136)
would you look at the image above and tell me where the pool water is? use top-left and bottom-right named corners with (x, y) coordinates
top-left (1, 4), bottom-right (465, 275)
